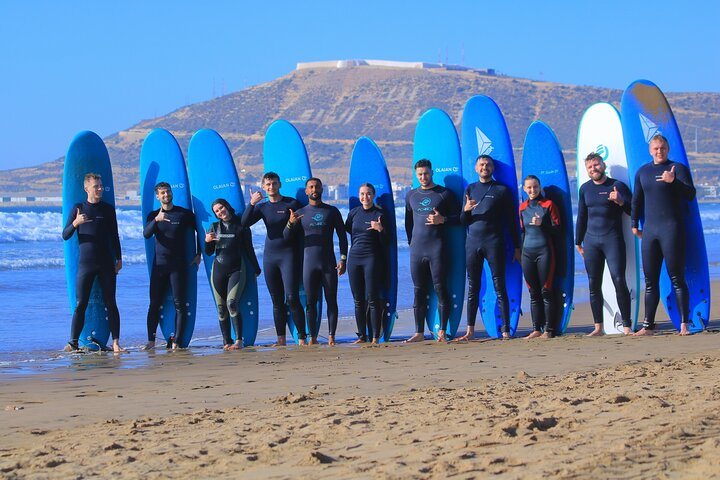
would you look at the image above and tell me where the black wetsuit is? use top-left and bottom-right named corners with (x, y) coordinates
top-left (62, 201), bottom-right (122, 347)
top-left (519, 196), bottom-right (560, 333)
top-left (345, 204), bottom-right (387, 340)
top-left (631, 160), bottom-right (696, 329)
top-left (576, 178), bottom-right (632, 328)
top-left (205, 216), bottom-right (260, 346)
top-left (405, 185), bottom-right (460, 333)
top-left (143, 206), bottom-right (200, 344)
top-left (461, 180), bottom-right (520, 334)
top-left (241, 197), bottom-right (306, 337)
top-left (284, 203), bottom-right (348, 338)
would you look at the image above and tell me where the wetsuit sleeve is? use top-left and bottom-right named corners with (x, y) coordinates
top-left (460, 186), bottom-right (472, 225)
top-left (441, 190), bottom-right (461, 225)
top-left (283, 215), bottom-right (301, 242)
top-left (504, 188), bottom-right (521, 249)
top-left (345, 208), bottom-right (354, 234)
top-left (405, 195), bottom-right (413, 245)
top-left (334, 208), bottom-right (348, 257)
top-left (108, 204), bottom-right (122, 262)
top-left (143, 210), bottom-right (159, 238)
top-left (548, 201), bottom-right (561, 228)
top-left (62, 203), bottom-right (81, 240)
top-left (615, 181), bottom-right (632, 216)
top-left (189, 211), bottom-right (202, 257)
top-left (575, 186), bottom-right (588, 246)
top-left (631, 170), bottom-right (644, 229)
top-left (204, 222), bottom-right (217, 256)
top-left (243, 228), bottom-right (261, 275)
top-left (240, 202), bottom-right (262, 228)
top-left (671, 163), bottom-right (696, 201)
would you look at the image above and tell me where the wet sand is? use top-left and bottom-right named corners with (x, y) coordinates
top-left (2, 298), bottom-right (719, 478)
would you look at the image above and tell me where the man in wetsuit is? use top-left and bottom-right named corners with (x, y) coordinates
top-left (457, 155), bottom-right (521, 340)
top-left (62, 173), bottom-right (124, 353)
top-left (285, 177), bottom-right (348, 345)
top-left (242, 172), bottom-right (306, 346)
top-left (143, 182), bottom-right (201, 349)
top-left (576, 153), bottom-right (633, 335)
top-left (632, 134), bottom-right (696, 336)
top-left (404, 159), bottom-right (460, 343)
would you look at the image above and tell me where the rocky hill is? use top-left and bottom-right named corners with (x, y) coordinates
top-left (2, 65), bottom-right (719, 196)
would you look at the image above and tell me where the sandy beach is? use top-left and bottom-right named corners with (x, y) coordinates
top-left (2, 298), bottom-right (720, 479)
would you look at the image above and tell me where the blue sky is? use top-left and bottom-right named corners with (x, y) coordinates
top-left (1, 0), bottom-right (718, 170)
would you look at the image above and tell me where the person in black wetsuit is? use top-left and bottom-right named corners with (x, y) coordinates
top-left (285, 177), bottom-right (348, 346)
top-left (241, 172), bottom-right (306, 346)
top-left (457, 155), bottom-right (521, 341)
top-left (631, 134), bottom-right (696, 336)
top-left (404, 159), bottom-right (460, 343)
top-left (576, 152), bottom-right (633, 336)
top-left (519, 175), bottom-right (561, 339)
top-left (345, 183), bottom-right (387, 345)
top-left (62, 173), bottom-right (124, 353)
top-left (143, 182), bottom-right (201, 350)
top-left (204, 198), bottom-right (260, 350)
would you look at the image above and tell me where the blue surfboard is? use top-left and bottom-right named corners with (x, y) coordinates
top-left (621, 79), bottom-right (710, 332)
top-left (348, 137), bottom-right (398, 342)
top-left (412, 108), bottom-right (466, 339)
top-left (139, 128), bottom-right (198, 348)
top-left (62, 131), bottom-right (116, 350)
top-left (461, 95), bottom-right (523, 337)
top-left (187, 129), bottom-right (259, 346)
top-left (263, 119), bottom-right (322, 342)
top-left (521, 121), bottom-right (575, 334)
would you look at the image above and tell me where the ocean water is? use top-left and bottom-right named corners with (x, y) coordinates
top-left (1, 202), bottom-right (719, 373)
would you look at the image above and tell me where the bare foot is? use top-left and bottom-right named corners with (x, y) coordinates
top-left (371, 338), bottom-right (379, 345)
top-left (328, 335), bottom-right (336, 346)
top-left (526, 331), bottom-right (542, 339)
top-left (63, 342), bottom-right (79, 352)
top-left (436, 331), bottom-right (448, 343)
top-left (633, 327), bottom-right (654, 336)
top-left (298, 338), bottom-right (307, 346)
top-left (141, 341), bottom-right (156, 351)
top-left (623, 327), bottom-right (632, 335)
top-left (501, 332), bottom-right (511, 340)
top-left (308, 336), bottom-right (319, 346)
top-left (586, 326), bottom-right (604, 337)
top-left (273, 336), bottom-right (287, 347)
top-left (404, 333), bottom-right (425, 343)
top-left (112, 340), bottom-right (126, 353)
top-left (453, 328), bottom-right (475, 342)
top-left (540, 331), bottom-right (554, 339)
top-left (679, 324), bottom-right (692, 336)
top-left (228, 342), bottom-right (242, 350)
top-left (353, 338), bottom-right (367, 344)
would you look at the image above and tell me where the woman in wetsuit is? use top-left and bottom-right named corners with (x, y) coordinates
top-left (204, 198), bottom-right (260, 349)
top-left (518, 175), bottom-right (561, 338)
top-left (345, 183), bottom-right (387, 345)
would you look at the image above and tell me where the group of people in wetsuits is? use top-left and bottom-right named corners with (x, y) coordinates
top-left (62, 133), bottom-right (696, 351)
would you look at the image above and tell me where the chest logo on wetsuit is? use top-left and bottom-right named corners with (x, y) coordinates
top-left (475, 127), bottom-right (494, 156)
top-left (309, 213), bottom-right (326, 227)
top-left (418, 197), bottom-right (433, 213)
top-left (595, 144), bottom-right (609, 160)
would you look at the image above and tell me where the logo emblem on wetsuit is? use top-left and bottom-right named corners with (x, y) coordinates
top-left (595, 144), bottom-right (609, 160)
top-left (475, 127), bottom-right (494, 156)
top-left (420, 198), bottom-right (431, 207)
top-left (313, 213), bottom-right (324, 222)
top-left (639, 113), bottom-right (662, 144)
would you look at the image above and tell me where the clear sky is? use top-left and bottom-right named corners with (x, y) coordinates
top-left (1, 0), bottom-right (718, 170)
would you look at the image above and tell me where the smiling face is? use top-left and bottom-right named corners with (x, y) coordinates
top-left (305, 179), bottom-right (323, 201)
top-left (155, 186), bottom-right (173, 205)
top-left (212, 202), bottom-right (231, 221)
top-left (359, 185), bottom-right (375, 208)
top-left (475, 157), bottom-right (495, 182)
top-left (84, 177), bottom-right (104, 203)
top-left (649, 138), bottom-right (670, 164)
top-left (585, 157), bottom-right (607, 183)
top-left (523, 178), bottom-right (541, 200)
top-left (415, 166), bottom-right (433, 188)
top-left (262, 176), bottom-right (281, 197)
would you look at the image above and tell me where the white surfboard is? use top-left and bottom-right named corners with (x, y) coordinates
top-left (576, 102), bottom-right (640, 334)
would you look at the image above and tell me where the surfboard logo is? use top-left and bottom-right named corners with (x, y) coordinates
top-left (595, 144), bottom-right (609, 160)
top-left (475, 127), bottom-right (494, 156)
top-left (171, 183), bottom-right (185, 190)
top-left (639, 113), bottom-right (662, 144)
top-left (285, 176), bottom-right (307, 183)
top-left (212, 182), bottom-right (235, 190)
top-left (435, 167), bottom-right (459, 173)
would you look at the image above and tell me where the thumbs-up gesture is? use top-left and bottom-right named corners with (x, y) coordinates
top-left (608, 186), bottom-right (624, 205)
top-left (659, 165), bottom-right (676, 183)
top-left (249, 188), bottom-right (263, 206)
top-left (426, 208), bottom-right (445, 225)
top-left (464, 194), bottom-right (478, 212)
top-left (368, 215), bottom-right (383, 232)
top-left (530, 211), bottom-right (541, 226)
top-left (72, 207), bottom-right (91, 227)
top-left (288, 208), bottom-right (303, 225)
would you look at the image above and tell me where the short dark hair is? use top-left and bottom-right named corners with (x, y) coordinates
top-left (262, 172), bottom-right (280, 183)
top-left (523, 174), bottom-right (541, 186)
top-left (359, 182), bottom-right (376, 195)
top-left (476, 154), bottom-right (495, 165)
top-left (414, 159), bottom-right (432, 170)
top-left (154, 181), bottom-right (172, 193)
top-left (211, 198), bottom-right (236, 218)
top-left (584, 152), bottom-right (603, 163)
top-left (306, 177), bottom-right (322, 187)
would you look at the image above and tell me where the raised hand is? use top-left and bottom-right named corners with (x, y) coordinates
top-left (155, 209), bottom-right (169, 222)
top-left (425, 208), bottom-right (445, 225)
top-left (608, 186), bottom-right (624, 205)
top-left (464, 194), bottom-right (478, 212)
top-left (72, 207), bottom-right (92, 227)
top-left (530, 212), bottom-right (541, 226)
top-left (658, 165), bottom-right (676, 183)
top-left (288, 208), bottom-right (303, 225)
top-left (368, 216), bottom-right (383, 232)
top-left (249, 188), bottom-right (263, 206)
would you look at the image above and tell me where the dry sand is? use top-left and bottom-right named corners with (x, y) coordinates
top-left (2, 301), bottom-right (720, 479)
